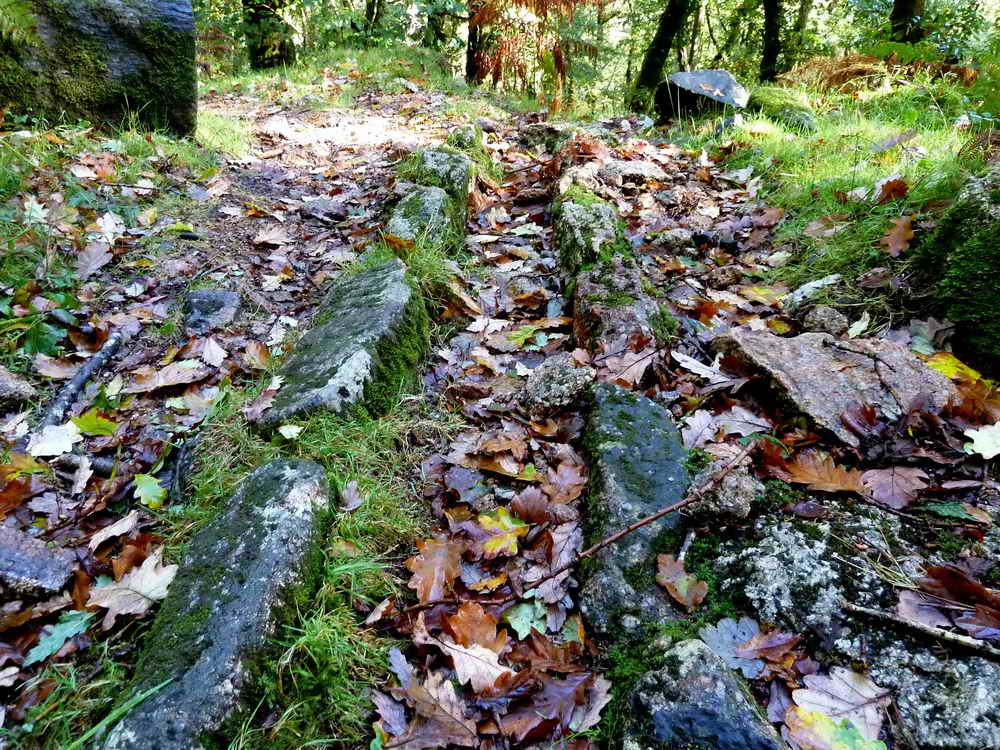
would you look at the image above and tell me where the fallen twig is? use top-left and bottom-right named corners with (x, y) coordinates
top-left (38, 328), bottom-right (125, 430)
top-left (843, 600), bottom-right (1000, 660)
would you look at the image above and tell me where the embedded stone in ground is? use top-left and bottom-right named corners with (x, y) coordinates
top-left (401, 148), bottom-right (474, 202)
top-left (100, 459), bottom-right (330, 750)
top-left (185, 289), bottom-right (241, 335)
top-left (0, 527), bottom-right (75, 595)
top-left (0, 364), bottom-right (37, 411)
top-left (260, 259), bottom-right (426, 424)
top-left (1, 0), bottom-right (196, 135)
top-left (552, 190), bottom-right (626, 273)
top-left (386, 184), bottom-right (454, 243)
top-left (579, 383), bottom-right (689, 635)
top-left (598, 159), bottom-right (668, 187)
top-left (714, 328), bottom-right (958, 447)
top-left (627, 639), bottom-right (783, 750)
top-left (573, 256), bottom-right (659, 350)
top-left (520, 352), bottom-right (594, 418)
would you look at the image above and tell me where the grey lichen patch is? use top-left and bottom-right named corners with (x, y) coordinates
top-left (579, 383), bottom-right (690, 636)
top-left (397, 147), bottom-right (474, 203)
top-left (519, 352), bottom-right (595, 419)
top-left (260, 259), bottom-right (426, 424)
top-left (552, 187), bottom-right (628, 274)
top-left (100, 459), bottom-right (330, 750)
top-left (385, 184), bottom-right (457, 244)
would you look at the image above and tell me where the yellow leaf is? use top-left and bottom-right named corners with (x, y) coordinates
top-left (925, 352), bottom-right (982, 383)
top-left (478, 507), bottom-right (530, 557)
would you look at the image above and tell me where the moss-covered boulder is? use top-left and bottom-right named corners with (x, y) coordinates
top-left (747, 85), bottom-right (817, 131)
top-left (385, 184), bottom-right (459, 245)
top-left (917, 164), bottom-right (1000, 364)
top-left (258, 259), bottom-right (428, 424)
top-left (101, 459), bottom-right (330, 750)
top-left (0, 0), bottom-right (196, 135)
top-left (398, 148), bottom-right (474, 203)
top-left (579, 383), bottom-right (689, 636)
top-left (552, 186), bottom-right (627, 274)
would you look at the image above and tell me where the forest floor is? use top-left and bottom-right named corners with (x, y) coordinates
top-left (0, 46), bottom-right (999, 750)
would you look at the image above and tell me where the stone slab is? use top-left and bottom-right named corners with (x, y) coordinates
top-left (627, 639), bottom-right (782, 750)
top-left (260, 259), bottom-right (423, 424)
top-left (0, 365), bottom-right (38, 411)
top-left (579, 383), bottom-right (689, 636)
top-left (553, 195), bottom-right (625, 274)
top-left (0, 527), bottom-right (75, 595)
top-left (185, 289), bottom-right (240, 335)
top-left (403, 148), bottom-right (473, 202)
top-left (715, 328), bottom-right (959, 447)
top-left (100, 459), bottom-right (330, 750)
top-left (386, 184), bottom-right (454, 243)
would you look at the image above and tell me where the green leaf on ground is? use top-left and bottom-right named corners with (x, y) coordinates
top-left (134, 473), bottom-right (167, 509)
top-left (24, 610), bottom-right (94, 666)
top-left (71, 409), bottom-right (119, 436)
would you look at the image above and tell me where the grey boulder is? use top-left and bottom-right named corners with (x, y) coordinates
top-left (627, 639), bottom-right (783, 750)
top-left (100, 459), bottom-right (330, 750)
top-left (657, 70), bottom-right (749, 118)
top-left (0, 365), bottom-right (37, 411)
top-left (0, 527), bottom-right (75, 595)
top-left (185, 289), bottom-right (240, 336)
top-left (386, 184), bottom-right (455, 244)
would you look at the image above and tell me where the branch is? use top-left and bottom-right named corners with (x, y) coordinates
top-left (843, 600), bottom-right (1000, 660)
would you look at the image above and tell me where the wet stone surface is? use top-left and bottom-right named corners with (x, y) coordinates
top-left (260, 259), bottom-right (420, 424)
top-left (579, 383), bottom-right (689, 635)
top-left (520, 352), bottom-right (594, 419)
top-left (627, 639), bottom-right (783, 750)
top-left (0, 365), bottom-right (38, 411)
top-left (100, 459), bottom-right (330, 750)
top-left (184, 289), bottom-right (241, 335)
top-left (0, 527), bottom-right (76, 595)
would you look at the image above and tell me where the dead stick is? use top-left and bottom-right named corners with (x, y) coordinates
top-left (843, 600), bottom-right (1000, 660)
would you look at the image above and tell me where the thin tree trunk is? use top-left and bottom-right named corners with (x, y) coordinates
top-left (628, 0), bottom-right (694, 109)
top-left (465, 12), bottom-right (483, 82)
top-left (759, 0), bottom-right (781, 81)
top-left (686, 0), bottom-right (701, 69)
top-left (889, 0), bottom-right (925, 42)
top-left (710, 0), bottom-right (760, 66)
top-left (792, 0), bottom-right (813, 43)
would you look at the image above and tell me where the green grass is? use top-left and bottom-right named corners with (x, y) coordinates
top-left (196, 112), bottom-right (252, 160)
top-left (668, 73), bottom-right (983, 317)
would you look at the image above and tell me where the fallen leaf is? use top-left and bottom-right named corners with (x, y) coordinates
top-left (965, 423), bottom-right (1000, 460)
top-left (878, 216), bottom-right (914, 257)
top-left (23, 610), bottom-right (94, 666)
top-left (478, 507), bottom-right (531, 558)
top-left (89, 510), bottom-right (141, 550)
top-left (699, 617), bottom-right (764, 678)
top-left (87, 547), bottom-right (178, 629)
top-left (785, 450), bottom-right (863, 494)
top-left (34, 355), bottom-right (80, 380)
top-left (76, 241), bottom-right (113, 280)
top-left (792, 667), bottom-right (890, 741)
top-left (860, 467), bottom-right (927, 509)
top-left (784, 706), bottom-right (888, 750)
top-left (405, 537), bottom-right (464, 603)
top-left (124, 361), bottom-right (211, 393)
top-left (656, 554), bottom-right (707, 612)
top-left (339, 480), bottom-right (364, 511)
top-left (28, 422), bottom-right (83, 457)
top-left (277, 424), bottom-right (304, 440)
top-left (873, 176), bottom-right (908, 204)
top-left (133, 474), bottom-right (167, 510)
top-left (71, 409), bottom-right (119, 437)
top-left (414, 612), bottom-right (513, 693)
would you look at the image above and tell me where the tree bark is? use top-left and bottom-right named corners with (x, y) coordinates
top-left (465, 16), bottom-right (483, 82)
top-left (628, 0), bottom-right (694, 110)
top-left (792, 0), bottom-right (813, 43)
top-left (710, 0), bottom-right (760, 65)
top-left (759, 0), bottom-right (781, 81)
top-left (890, 0), bottom-right (925, 42)
top-left (686, 0), bottom-right (702, 69)
top-left (242, 0), bottom-right (296, 69)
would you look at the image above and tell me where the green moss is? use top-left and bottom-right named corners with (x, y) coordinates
top-left (585, 291), bottom-right (637, 307)
top-left (363, 277), bottom-right (430, 415)
top-left (683, 448), bottom-right (712, 475)
top-left (931, 529), bottom-right (967, 560)
top-left (397, 146), bottom-right (474, 203)
top-left (552, 186), bottom-right (629, 273)
top-left (761, 479), bottom-right (809, 512)
top-left (650, 305), bottom-right (680, 345)
top-left (445, 124), bottom-right (503, 181)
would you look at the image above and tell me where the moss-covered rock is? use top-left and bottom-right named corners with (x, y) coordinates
top-left (397, 147), bottom-right (474, 203)
top-left (0, 0), bottom-right (195, 135)
top-left (916, 164), bottom-right (1000, 364)
top-left (747, 85), bottom-right (817, 131)
top-left (579, 383), bottom-right (690, 636)
top-left (385, 184), bottom-right (459, 245)
top-left (258, 259), bottom-right (428, 424)
top-left (552, 185), bottom-right (628, 274)
top-left (101, 459), bottom-right (330, 750)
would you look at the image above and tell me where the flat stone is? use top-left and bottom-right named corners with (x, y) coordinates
top-left (185, 289), bottom-right (240, 335)
top-left (100, 459), bottom-right (330, 750)
top-left (0, 527), bottom-right (76, 595)
top-left (627, 639), bottom-right (782, 750)
top-left (0, 365), bottom-right (37, 411)
top-left (598, 159), bottom-right (668, 186)
top-left (579, 384), bottom-right (689, 635)
top-left (520, 352), bottom-right (594, 418)
top-left (386, 185), bottom-right (454, 242)
top-left (714, 328), bottom-right (958, 447)
top-left (553, 194), bottom-right (625, 274)
top-left (260, 259), bottom-right (424, 424)
top-left (657, 70), bottom-right (749, 118)
top-left (802, 304), bottom-right (849, 335)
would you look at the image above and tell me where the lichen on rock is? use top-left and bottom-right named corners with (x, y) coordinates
top-left (552, 186), bottom-right (628, 274)
top-left (397, 147), bottom-right (474, 203)
top-left (385, 184), bottom-right (457, 244)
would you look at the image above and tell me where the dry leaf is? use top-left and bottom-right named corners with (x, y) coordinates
top-left (87, 547), bottom-right (178, 629)
top-left (655, 554), bottom-right (707, 612)
top-left (879, 216), bottom-right (914, 257)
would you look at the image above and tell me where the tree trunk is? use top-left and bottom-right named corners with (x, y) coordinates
top-left (243, 0), bottom-right (296, 69)
top-left (686, 0), bottom-right (701, 69)
top-left (710, 0), bottom-right (760, 65)
top-left (465, 13), bottom-right (484, 83)
top-left (792, 0), bottom-right (813, 43)
top-left (890, 0), bottom-right (925, 42)
top-left (628, 0), bottom-right (694, 110)
top-left (759, 0), bottom-right (781, 81)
